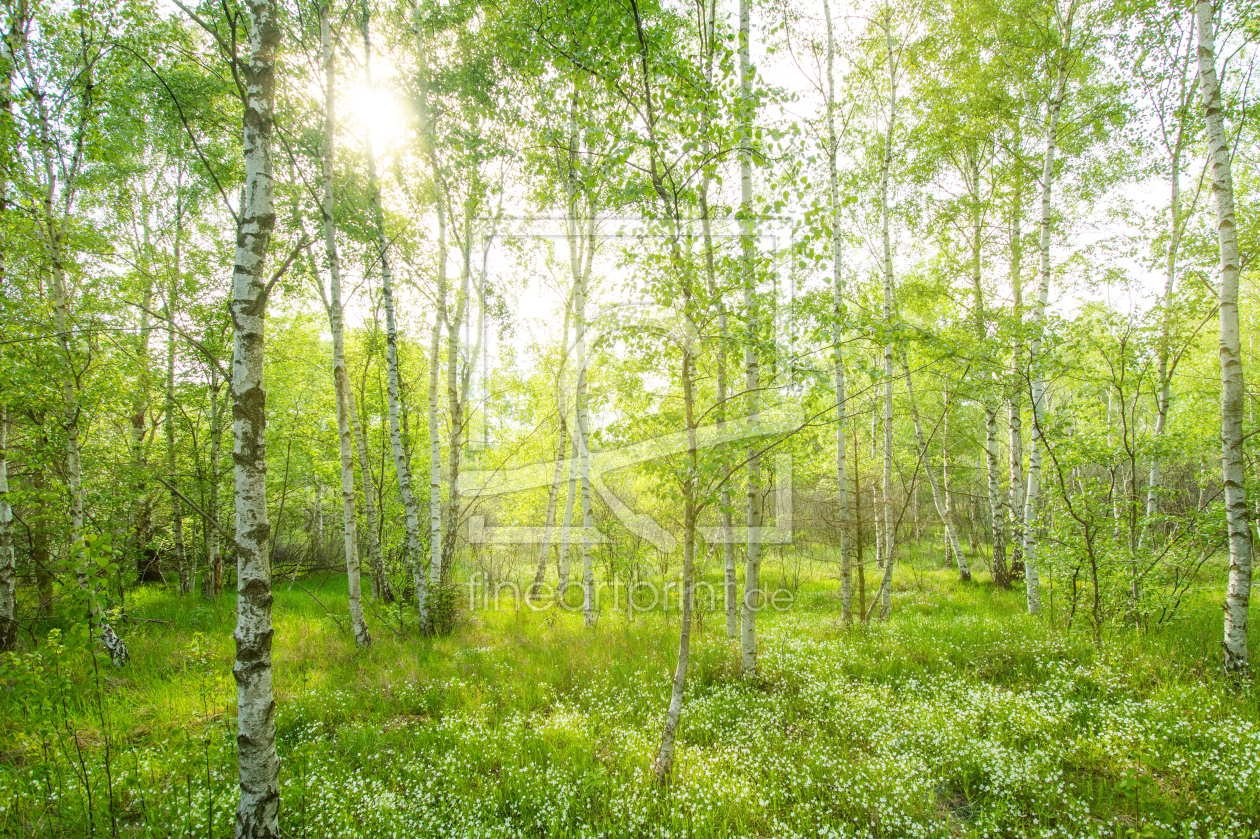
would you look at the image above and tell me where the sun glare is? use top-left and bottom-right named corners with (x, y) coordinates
top-left (345, 82), bottom-right (409, 153)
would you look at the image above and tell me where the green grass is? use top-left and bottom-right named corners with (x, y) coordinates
top-left (1, 553), bottom-right (1258, 838)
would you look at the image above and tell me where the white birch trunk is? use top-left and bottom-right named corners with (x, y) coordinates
top-left (1007, 138), bottom-right (1026, 574)
top-left (651, 350), bottom-right (698, 783)
top-left (967, 155), bottom-right (1008, 587)
top-left (690, 0), bottom-right (735, 640)
top-left (564, 99), bottom-right (596, 628)
top-left (1195, 0), bottom-right (1251, 676)
top-left (442, 229), bottom-right (467, 593)
top-left (230, 1), bottom-right (281, 832)
top-left (1021, 15), bottom-right (1073, 616)
top-left (823, 0), bottom-right (852, 624)
top-left (941, 395), bottom-right (970, 581)
top-left (739, 0), bottom-right (763, 676)
top-left (876, 15), bottom-right (898, 619)
top-left (209, 372), bottom-right (223, 596)
top-left (0, 0), bottom-right (18, 650)
top-left (530, 298), bottom-right (572, 600)
top-left (166, 282), bottom-right (189, 594)
top-left (557, 436), bottom-right (578, 598)
top-left (319, 8), bottom-right (369, 647)
top-left (1142, 52), bottom-right (1193, 551)
top-left (0, 405), bottom-right (14, 650)
top-left (348, 387), bottom-right (389, 602)
top-left (364, 9), bottom-right (428, 632)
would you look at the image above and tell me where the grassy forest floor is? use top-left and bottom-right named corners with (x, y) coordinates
top-left (1, 548), bottom-right (1259, 838)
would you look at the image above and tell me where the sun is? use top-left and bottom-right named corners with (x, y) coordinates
top-left (344, 80), bottom-right (410, 153)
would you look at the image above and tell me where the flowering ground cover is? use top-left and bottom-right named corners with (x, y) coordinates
top-left (1, 557), bottom-right (1257, 838)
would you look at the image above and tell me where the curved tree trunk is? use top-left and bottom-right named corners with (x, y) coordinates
top-left (904, 358), bottom-right (967, 578)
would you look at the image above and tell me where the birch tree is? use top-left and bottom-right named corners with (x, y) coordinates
top-left (226, 0), bottom-right (282, 831)
top-left (1020, 0), bottom-right (1077, 616)
top-left (1194, 0), bottom-right (1250, 676)
top-left (0, 403), bottom-right (14, 651)
top-left (315, 2), bottom-right (369, 647)
top-left (823, 0), bottom-right (852, 624)
top-left (364, 6), bottom-right (429, 631)
top-left (739, 0), bottom-right (764, 676)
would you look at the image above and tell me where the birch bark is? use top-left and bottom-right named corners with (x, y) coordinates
top-left (1021, 7), bottom-right (1074, 616)
top-left (1007, 130), bottom-right (1026, 575)
top-left (823, 0), bottom-right (852, 624)
top-left (208, 367), bottom-right (224, 596)
top-left (739, 0), bottom-right (763, 676)
top-left (0, 405), bottom-right (13, 650)
top-left (564, 96), bottom-right (596, 628)
top-left (230, 0), bottom-right (282, 832)
top-left (876, 13), bottom-right (898, 619)
top-left (348, 387), bottom-right (390, 602)
top-left (686, 0), bottom-right (733, 640)
top-left (530, 297), bottom-right (572, 601)
top-left (319, 6), bottom-right (369, 647)
top-left (967, 155), bottom-right (1007, 587)
top-left (166, 270), bottom-right (189, 594)
top-left (364, 8), bottom-right (428, 631)
top-left (0, 1), bottom-right (19, 650)
top-left (1195, 0), bottom-right (1251, 675)
top-left (1141, 29), bottom-right (1195, 552)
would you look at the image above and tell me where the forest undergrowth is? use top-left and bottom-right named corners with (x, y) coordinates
top-left (1, 549), bottom-right (1258, 839)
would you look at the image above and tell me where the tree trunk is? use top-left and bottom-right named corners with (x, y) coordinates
top-left (442, 221), bottom-right (468, 593)
top-left (651, 363), bottom-right (697, 783)
top-left (0, 405), bottom-right (14, 650)
top-left (1142, 63), bottom-right (1193, 552)
top-left (209, 372), bottom-right (224, 597)
top-left (557, 435), bottom-right (578, 599)
top-left (1007, 126), bottom-right (1026, 576)
top-left (0, 0), bottom-right (20, 651)
top-left (166, 280), bottom-right (189, 594)
top-left (348, 386), bottom-right (390, 602)
top-left (364, 7), bottom-right (428, 632)
top-left (1021, 16), bottom-right (1073, 616)
top-left (739, 0), bottom-right (763, 676)
top-left (968, 154), bottom-right (1008, 587)
top-left (530, 298), bottom-right (572, 601)
top-left (230, 1), bottom-right (282, 833)
top-left (167, 190), bottom-right (191, 595)
top-left (903, 358), bottom-right (968, 578)
top-left (319, 6), bottom-right (369, 647)
top-left (1196, 0), bottom-right (1251, 677)
top-left (940, 393), bottom-right (970, 581)
top-left (876, 13), bottom-right (898, 620)
top-left (824, 0), bottom-right (852, 625)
